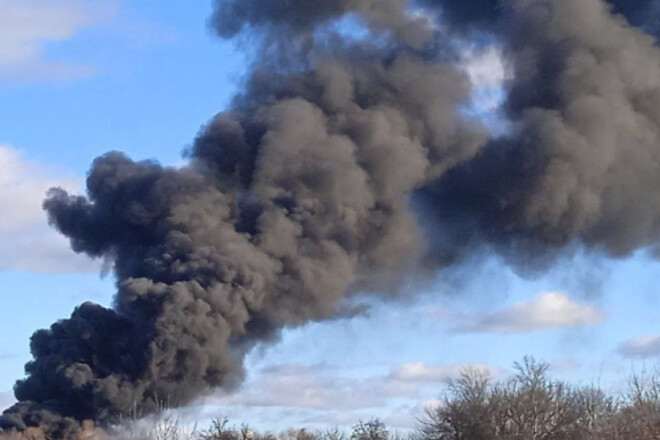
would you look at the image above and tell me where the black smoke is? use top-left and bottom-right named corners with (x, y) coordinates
top-left (427, 0), bottom-right (660, 36)
top-left (421, 0), bottom-right (660, 267)
top-left (608, 0), bottom-right (660, 36)
top-left (1, 1), bottom-right (484, 437)
top-left (4, 0), bottom-right (660, 438)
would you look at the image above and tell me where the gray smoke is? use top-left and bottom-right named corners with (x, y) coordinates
top-left (420, 0), bottom-right (660, 267)
top-left (4, 0), bottom-right (660, 438)
top-left (211, 0), bottom-right (435, 49)
top-left (0, 2), bottom-right (485, 438)
top-left (424, 0), bottom-right (660, 36)
top-left (608, 0), bottom-right (660, 36)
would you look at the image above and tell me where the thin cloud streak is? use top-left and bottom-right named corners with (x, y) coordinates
top-left (618, 335), bottom-right (660, 359)
top-left (390, 362), bottom-right (502, 382)
top-left (204, 361), bottom-right (500, 416)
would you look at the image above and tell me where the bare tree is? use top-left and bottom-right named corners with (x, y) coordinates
top-left (418, 357), bottom-right (660, 440)
top-left (318, 428), bottom-right (347, 440)
top-left (199, 418), bottom-right (239, 440)
top-left (351, 419), bottom-right (388, 440)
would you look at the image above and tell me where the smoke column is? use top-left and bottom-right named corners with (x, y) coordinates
top-left (1, 1), bottom-right (483, 437)
top-left (3, 0), bottom-right (660, 438)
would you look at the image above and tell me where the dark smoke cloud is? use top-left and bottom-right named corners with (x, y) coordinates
top-left (422, 0), bottom-right (502, 32)
top-left (424, 0), bottom-right (660, 37)
top-left (1, 2), bottom-right (485, 437)
top-left (608, 0), bottom-right (660, 36)
top-left (5, 0), bottom-right (660, 438)
top-left (211, 0), bottom-right (435, 49)
top-left (421, 0), bottom-right (660, 265)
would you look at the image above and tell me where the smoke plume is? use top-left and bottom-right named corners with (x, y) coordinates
top-left (420, 0), bottom-right (660, 266)
top-left (3, 0), bottom-right (660, 438)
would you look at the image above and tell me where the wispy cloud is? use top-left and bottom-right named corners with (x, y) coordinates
top-left (0, 0), bottom-right (175, 84)
top-left (548, 360), bottom-right (580, 373)
top-left (618, 335), bottom-right (660, 359)
top-left (0, 145), bottom-right (99, 273)
top-left (0, 0), bottom-right (118, 83)
top-left (389, 362), bottom-right (501, 383)
top-left (204, 361), bottom-right (499, 427)
top-left (450, 291), bottom-right (606, 334)
top-left (208, 364), bottom-right (415, 411)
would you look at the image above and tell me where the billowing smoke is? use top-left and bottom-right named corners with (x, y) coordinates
top-left (3, 0), bottom-right (660, 438)
top-left (212, 0), bottom-right (435, 48)
top-left (420, 0), bottom-right (660, 266)
top-left (608, 0), bottom-right (660, 36)
top-left (1, 1), bottom-right (484, 437)
top-left (425, 0), bottom-right (660, 34)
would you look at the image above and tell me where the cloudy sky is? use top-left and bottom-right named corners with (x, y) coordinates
top-left (1, 0), bottom-right (660, 432)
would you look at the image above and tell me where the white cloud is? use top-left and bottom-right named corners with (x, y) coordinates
top-left (451, 292), bottom-right (606, 334)
top-left (549, 360), bottom-right (580, 373)
top-left (390, 362), bottom-right (500, 383)
top-left (420, 398), bottom-right (443, 412)
top-left (618, 335), bottom-right (660, 359)
top-left (209, 364), bottom-right (416, 411)
top-left (458, 45), bottom-right (511, 135)
top-left (204, 361), bottom-right (500, 428)
top-left (0, 390), bottom-right (15, 412)
top-left (460, 46), bottom-right (508, 89)
top-left (0, 145), bottom-right (99, 273)
top-left (0, 0), bottom-right (117, 82)
top-left (0, 146), bottom-right (75, 233)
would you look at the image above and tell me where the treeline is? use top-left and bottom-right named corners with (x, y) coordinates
top-left (111, 416), bottom-right (407, 440)
top-left (111, 357), bottom-right (660, 440)
top-left (419, 357), bottom-right (660, 440)
top-left (4, 357), bottom-right (660, 440)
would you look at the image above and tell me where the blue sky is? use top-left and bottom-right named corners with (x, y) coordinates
top-left (1, 0), bottom-right (660, 432)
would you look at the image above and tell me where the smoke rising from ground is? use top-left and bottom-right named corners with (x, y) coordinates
top-left (4, 0), bottom-right (660, 438)
top-left (2, 1), bottom-right (484, 437)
